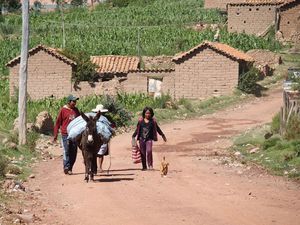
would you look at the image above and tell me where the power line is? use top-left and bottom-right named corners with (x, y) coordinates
top-left (30, 20), bottom-right (205, 29)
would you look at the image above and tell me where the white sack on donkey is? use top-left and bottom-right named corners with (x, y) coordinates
top-left (67, 112), bottom-right (114, 142)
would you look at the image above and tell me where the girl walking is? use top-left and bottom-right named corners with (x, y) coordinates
top-left (132, 107), bottom-right (167, 170)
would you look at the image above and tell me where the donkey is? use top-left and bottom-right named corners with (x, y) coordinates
top-left (78, 111), bottom-right (103, 182)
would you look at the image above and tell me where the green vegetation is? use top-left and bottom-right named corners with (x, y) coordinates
top-left (231, 52), bottom-right (300, 179)
top-left (0, 0), bottom-right (282, 75)
top-left (232, 116), bottom-right (300, 179)
top-left (0, 153), bottom-right (8, 178)
top-left (59, 49), bottom-right (98, 84)
top-left (238, 66), bottom-right (262, 95)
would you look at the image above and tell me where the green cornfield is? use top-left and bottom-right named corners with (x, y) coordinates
top-left (0, 0), bottom-right (281, 75)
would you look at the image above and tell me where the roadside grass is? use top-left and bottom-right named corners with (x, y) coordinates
top-left (232, 125), bottom-right (300, 179)
top-left (281, 52), bottom-right (300, 67)
top-left (0, 129), bottom-right (40, 182)
top-left (137, 91), bottom-right (249, 124)
top-left (258, 52), bottom-right (300, 89)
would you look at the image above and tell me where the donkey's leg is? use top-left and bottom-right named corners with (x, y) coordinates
top-left (90, 156), bottom-right (95, 182)
top-left (87, 153), bottom-right (94, 182)
top-left (91, 153), bottom-right (97, 175)
top-left (85, 161), bottom-right (90, 182)
top-left (82, 151), bottom-right (89, 182)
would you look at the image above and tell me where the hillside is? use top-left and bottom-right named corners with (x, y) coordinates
top-left (0, 0), bottom-right (281, 75)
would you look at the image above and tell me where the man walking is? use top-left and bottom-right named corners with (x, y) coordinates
top-left (53, 95), bottom-right (80, 175)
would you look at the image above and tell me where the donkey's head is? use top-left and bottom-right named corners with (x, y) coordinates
top-left (81, 111), bottom-right (101, 145)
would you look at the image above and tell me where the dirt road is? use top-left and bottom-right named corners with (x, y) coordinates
top-left (28, 89), bottom-right (300, 225)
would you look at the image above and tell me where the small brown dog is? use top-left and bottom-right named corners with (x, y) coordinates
top-left (160, 156), bottom-right (169, 177)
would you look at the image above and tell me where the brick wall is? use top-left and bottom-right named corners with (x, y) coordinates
top-left (123, 71), bottom-right (175, 96)
top-left (279, 3), bottom-right (300, 42)
top-left (174, 48), bottom-right (239, 99)
top-left (72, 79), bottom-right (121, 97)
top-left (228, 5), bottom-right (277, 35)
top-left (9, 51), bottom-right (73, 100)
top-left (204, 0), bottom-right (245, 10)
top-left (121, 72), bottom-right (148, 93)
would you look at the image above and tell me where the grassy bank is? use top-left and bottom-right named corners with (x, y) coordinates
top-left (232, 125), bottom-right (300, 179)
top-left (230, 52), bottom-right (300, 180)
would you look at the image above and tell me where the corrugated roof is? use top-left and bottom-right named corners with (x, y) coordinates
top-left (228, 0), bottom-right (285, 6)
top-left (91, 55), bottom-right (140, 74)
top-left (172, 41), bottom-right (254, 63)
top-left (6, 44), bottom-right (76, 67)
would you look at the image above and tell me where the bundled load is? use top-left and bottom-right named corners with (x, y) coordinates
top-left (67, 112), bottom-right (114, 143)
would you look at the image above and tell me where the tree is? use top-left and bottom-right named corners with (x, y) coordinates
top-left (0, 0), bottom-right (21, 14)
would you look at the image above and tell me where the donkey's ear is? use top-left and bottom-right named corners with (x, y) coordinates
top-left (94, 111), bottom-right (101, 121)
top-left (81, 111), bottom-right (89, 122)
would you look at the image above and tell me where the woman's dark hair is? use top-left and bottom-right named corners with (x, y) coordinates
top-left (142, 107), bottom-right (154, 118)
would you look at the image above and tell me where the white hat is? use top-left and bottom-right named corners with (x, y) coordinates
top-left (92, 104), bottom-right (108, 113)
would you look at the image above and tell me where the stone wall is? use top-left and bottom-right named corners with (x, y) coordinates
top-left (9, 51), bottom-right (73, 100)
top-left (174, 48), bottom-right (239, 99)
top-left (228, 4), bottom-right (277, 35)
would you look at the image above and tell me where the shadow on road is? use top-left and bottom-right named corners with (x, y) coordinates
top-left (93, 177), bottom-right (134, 182)
top-left (108, 168), bottom-right (141, 172)
top-left (97, 173), bottom-right (135, 176)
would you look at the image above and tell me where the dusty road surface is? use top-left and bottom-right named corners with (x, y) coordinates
top-left (27, 89), bottom-right (300, 225)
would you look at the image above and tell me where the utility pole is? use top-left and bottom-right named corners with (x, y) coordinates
top-left (18, 0), bottom-right (29, 145)
top-left (137, 27), bottom-right (141, 58)
top-left (59, 1), bottom-right (66, 48)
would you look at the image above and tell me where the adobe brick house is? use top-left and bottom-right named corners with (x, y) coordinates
top-left (69, 55), bottom-right (140, 97)
top-left (204, 0), bottom-right (246, 10)
top-left (7, 43), bottom-right (253, 101)
top-left (171, 41), bottom-right (253, 99)
top-left (6, 45), bottom-right (76, 100)
top-left (227, 0), bottom-right (284, 36)
top-left (277, 0), bottom-right (300, 42)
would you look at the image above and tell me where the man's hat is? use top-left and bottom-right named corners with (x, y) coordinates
top-left (67, 94), bottom-right (79, 102)
top-left (92, 104), bottom-right (108, 113)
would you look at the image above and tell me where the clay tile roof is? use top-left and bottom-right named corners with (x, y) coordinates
top-left (228, 0), bottom-right (285, 6)
top-left (6, 44), bottom-right (76, 67)
top-left (172, 41), bottom-right (254, 63)
top-left (91, 55), bottom-right (140, 74)
top-left (129, 68), bottom-right (175, 73)
top-left (279, 0), bottom-right (299, 9)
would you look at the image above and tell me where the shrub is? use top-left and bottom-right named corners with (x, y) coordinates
top-left (59, 49), bottom-right (98, 85)
top-left (0, 153), bottom-right (8, 178)
top-left (177, 98), bottom-right (194, 112)
top-left (102, 95), bottom-right (133, 127)
top-left (26, 131), bottom-right (39, 151)
top-left (238, 66), bottom-right (261, 94)
top-left (271, 112), bottom-right (280, 134)
top-left (285, 113), bottom-right (300, 140)
top-left (33, 1), bottom-right (42, 12)
top-left (108, 0), bottom-right (152, 7)
top-left (116, 92), bottom-right (173, 112)
top-left (71, 0), bottom-right (84, 6)
top-left (262, 137), bottom-right (281, 150)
